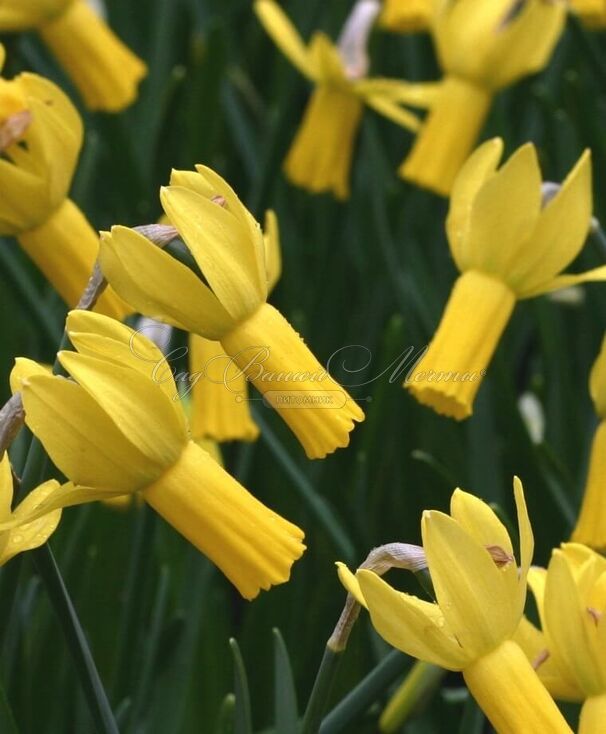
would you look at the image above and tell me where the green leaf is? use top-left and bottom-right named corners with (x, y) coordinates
top-left (272, 629), bottom-right (299, 734)
top-left (229, 639), bottom-right (252, 734)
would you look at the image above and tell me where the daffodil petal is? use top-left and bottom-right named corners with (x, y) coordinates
top-left (263, 210), bottom-right (282, 292)
top-left (465, 143), bottom-right (542, 277)
top-left (521, 265), bottom-right (606, 299)
top-left (99, 226), bottom-right (234, 339)
top-left (589, 336), bottom-right (606, 417)
top-left (513, 150), bottom-right (592, 296)
top-left (58, 351), bottom-right (186, 467)
top-left (422, 509), bottom-right (515, 657)
top-left (160, 186), bottom-right (266, 320)
top-left (0, 454), bottom-right (13, 520)
top-left (363, 94), bottom-right (420, 131)
top-left (10, 356), bottom-right (49, 395)
top-left (357, 569), bottom-right (470, 670)
top-left (254, 0), bottom-right (315, 80)
top-left (336, 562), bottom-right (367, 608)
top-left (447, 138), bottom-right (504, 270)
top-left (21, 374), bottom-right (156, 492)
top-left (513, 476), bottom-right (534, 617)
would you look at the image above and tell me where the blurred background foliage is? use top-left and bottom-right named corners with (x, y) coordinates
top-left (1, 0), bottom-right (605, 732)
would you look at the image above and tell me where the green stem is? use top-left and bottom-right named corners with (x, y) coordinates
top-left (319, 650), bottom-right (407, 734)
top-left (301, 647), bottom-right (343, 734)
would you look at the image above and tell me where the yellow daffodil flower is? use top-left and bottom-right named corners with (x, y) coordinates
top-left (401, 0), bottom-right (566, 196)
top-left (254, 0), bottom-right (435, 199)
top-left (0, 51), bottom-right (129, 318)
top-left (0, 0), bottom-right (146, 111)
top-left (571, 0), bottom-right (606, 28)
top-left (0, 453), bottom-right (61, 564)
top-left (516, 544), bottom-right (606, 734)
top-left (99, 166), bottom-right (365, 459)
top-left (11, 310), bottom-right (305, 600)
top-left (571, 336), bottom-right (606, 547)
top-left (338, 479), bottom-right (572, 733)
top-left (379, 0), bottom-right (433, 33)
top-left (407, 139), bottom-right (604, 420)
top-left (189, 210), bottom-right (281, 444)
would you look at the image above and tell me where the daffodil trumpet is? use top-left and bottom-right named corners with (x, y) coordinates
top-left (99, 165), bottom-right (365, 459)
top-left (12, 311), bottom-right (305, 599)
top-left (254, 0), bottom-right (436, 199)
top-left (515, 544), bottom-right (606, 734)
top-left (571, 335), bottom-right (606, 547)
top-left (400, 0), bottom-right (566, 195)
top-left (0, 0), bottom-right (146, 111)
top-left (338, 479), bottom-right (572, 733)
top-left (378, 0), bottom-right (433, 33)
top-left (0, 53), bottom-right (130, 318)
top-left (407, 139), bottom-right (605, 420)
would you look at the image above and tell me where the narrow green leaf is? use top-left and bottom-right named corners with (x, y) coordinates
top-left (229, 639), bottom-right (252, 734)
top-left (272, 629), bottom-right (299, 734)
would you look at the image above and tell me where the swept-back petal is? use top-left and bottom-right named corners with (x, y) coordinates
top-left (357, 569), bottom-right (471, 670)
top-left (0, 454), bottom-right (13, 520)
top-left (423, 510), bottom-right (515, 658)
top-left (66, 310), bottom-right (181, 409)
top-left (161, 186), bottom-right (266, 320)
top-left (263, 210), bottom-right (282, 291)
top-left (21, 374), bottom-right (157, 492)
top-left (512, 151), bottom-right (592, 296)
top-left (99, 226), bottom-right (234, 339)
top-left (521, 265), bottom-right (606, 299)
top-left (254, 0), bottom-right (315, 80)
top-left (513, 476), bottom-right (534, 617)
top-left (336, 561), bottom-right (367, 608)
top-left (447, 138), bottom-right (503, 270)
top-left (10, 356), bottom-right (49, 395)
top-left (544, 550), bottom-right (603, 695)
top-left (464, 143), bottom-right (542, 279)
top-left (58, 351), bottom-right (186, 467)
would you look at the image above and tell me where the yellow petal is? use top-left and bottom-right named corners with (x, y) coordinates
top-left (512, 150), bottom-right (592, 297)
top-left (58, 351), bottom-right (187, 468)
top-left (160, 186), bottom-right (266, 320)
top-left (66, 310), bottom-right (181, 409)
top-left (221, 303), bottom-right (364, 459)
top-left (580, 695), bottom-right (606, 734)
top-left (447, 138), bottom-right (504, 271)
top-left (21, 373), bottom-right (157, 492)
top-left (39, 0), bottom-right (146, 112)
top-left (10, 356), bottom-right (49, 395)
top-left (143, 441), bottom-right (305, 599)
top-left (336, 561), bottom-right (367, 608)
top-left (0, 454), bottom-right (14, 520)
top-left (590, 337), bottom-right (606, 418)
top-left (363, 94), bottom-right (421, 132)
top-left (356, 569), bottom-right (471, 670)
top-left (263, 210), bottom-right (282, 292)
top-left (254, 0), bottom-right (315, 80)
top-left (354, 78), bottom-right (440, 108)
top-left (513, 476), bottom-right (534, 618)
top-left (521, 265), bottom-right (606, 300)
top-left (422, 509), bottom-right (516, 658)
top-left (308, 33), bottom-right (345, 83)
top-left (544, 550), bottom-right (603, 695)
top-left (99, 226), bottom-right (234, 339)
top-left (464, 143), bottom-right (542, 279)
top-left (0, 479), bottom-right (62, 565)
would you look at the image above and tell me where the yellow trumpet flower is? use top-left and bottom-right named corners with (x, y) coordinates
top-left (407, 139), bottom-right (604, 420)
top-left (254, 0), bottom-right (435, 199)
top-left (0, 453), bottom-right (61, 565)
top-left (571, 0), bottom-right (606, 28)
top-left (0, 52), bottom-right (130, 318)
top-left (0, 0), bottom-right (146, 111)
top-left (379, 0), bottom-right (433, 33)
top-left (571, 336), bottom-right (606, 547)
top-left (189, 211), bottom-right (281, 444)
top-left (12, 310), bottom-right (305, 600)
top-left (515, 544), bottom-right (606, 734)
top-left (99, 166), bottom-right (365, 459)
top-left (401, 0), bottom-right (566, 196)
top-left (338, 479), bottom-right (572, 733)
